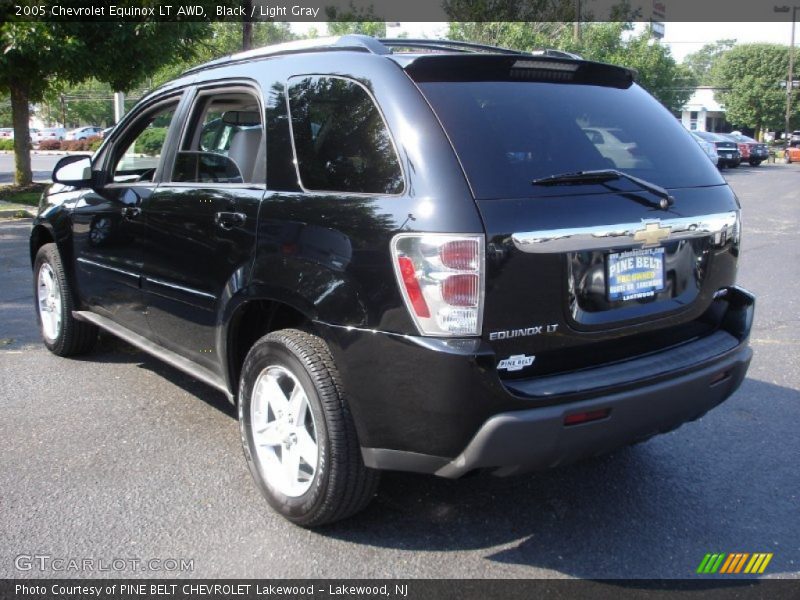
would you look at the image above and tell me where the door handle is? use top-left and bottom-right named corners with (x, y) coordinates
top-left (121, 206), bottom-right (141, 220)
top-left (215, 211), bottom-right (246, 230)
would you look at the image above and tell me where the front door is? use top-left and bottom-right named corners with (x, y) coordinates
top-left (72, 97), bottom-right (184, 336)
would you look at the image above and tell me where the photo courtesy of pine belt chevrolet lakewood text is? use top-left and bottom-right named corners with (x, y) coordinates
top-left (30, 35), bottom-right (754, 526)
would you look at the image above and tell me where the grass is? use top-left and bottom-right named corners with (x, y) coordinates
top-left (0, 183), bottom-right (47, 206)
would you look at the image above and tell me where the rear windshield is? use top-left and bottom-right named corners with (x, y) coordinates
top-left (419, 81), bottom-right (725, 199)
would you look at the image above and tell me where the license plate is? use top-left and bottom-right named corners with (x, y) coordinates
top-left (606, 247), bottom-right (666, 302)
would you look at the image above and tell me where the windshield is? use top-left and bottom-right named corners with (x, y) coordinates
top-left (419, 81), bottom-right (725, 199)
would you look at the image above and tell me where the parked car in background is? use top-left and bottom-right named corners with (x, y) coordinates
top-left (65, 126), bottom-right (103, 140)
top-left (694, 131), bottom-right (740, 168)
top-left (100, 127), bottom-right (114, 138)
top-left (722, 133), bottom-right (768, 166)
top-left (789, 131), bottom-right (800, 147)
top-left (0, 128), bottom-right (13, 140)
top-left (785, 145), bottom-right (800, 163)
top-left (33, 127), bottom-right (67, 144)
top-left (690, 131), bottom-right (719, 166)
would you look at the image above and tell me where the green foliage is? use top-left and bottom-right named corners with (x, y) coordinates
top-left (682, 40), bottom-right (736, 86)
top-left (152, 22), bottom-right (296, 86)
top-left (447, 22), bottom-right (572, 50)
top-left (327, 22), bottom-right (387, 37)
top-left (714, 43), bottom-right (798, 133)
top-left (325, 4), bottom-right (387, 37)
top-left (0, 139), bottom-right (14, 151)
top-left (137, 127), bottom-right (168, 156)
top-left (444, 0), bottom-right (578, 21)
top-left (447, 22), bottom-right (695, 113)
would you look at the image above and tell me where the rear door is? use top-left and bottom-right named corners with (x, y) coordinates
top-left (414, 64), bottom-right (741, 377)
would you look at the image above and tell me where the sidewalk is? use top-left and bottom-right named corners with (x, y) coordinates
top-left (0, 199), bottom-right (36, 218)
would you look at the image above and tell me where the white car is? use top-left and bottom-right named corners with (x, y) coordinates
top-left (65, 126), bottom-right (103, 140)
top-left (0, 128), bottom-right (13, 140)
top-left (32, 127), bottom-right (67, 144)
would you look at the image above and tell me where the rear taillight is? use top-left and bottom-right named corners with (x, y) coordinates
top-left (391, 234), bottom-right (485, 336)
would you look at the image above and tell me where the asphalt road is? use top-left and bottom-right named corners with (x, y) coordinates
top-left (0, 164), bottom-right (798, 580)
top-left (0, 153), bottom-right (61, 184)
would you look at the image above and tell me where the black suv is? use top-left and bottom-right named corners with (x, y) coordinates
top-left (31, 36), bottom-right (754, 526)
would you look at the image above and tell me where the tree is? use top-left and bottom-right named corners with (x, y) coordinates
top-left (325, 5), bottom-right (387, 37)
top-left (683, 40), bottom-right (735, 86)
top-left (327, 21), bottom-right (387, 38)
top-left (152, 22), bottom-right (295, 86)
top-left (713, 43), bottom-right (798, 137)
top-left (0, 13), bottom-right (213, 184)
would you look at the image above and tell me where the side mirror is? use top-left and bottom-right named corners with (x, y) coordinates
top-left (52, 155), bottom-right (93, 187)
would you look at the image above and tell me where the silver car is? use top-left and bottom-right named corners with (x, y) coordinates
top-left (691, 131), bottom-right (719, 166)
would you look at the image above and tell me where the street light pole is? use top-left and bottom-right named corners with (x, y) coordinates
top-left (775, 5), bottom-right (799, 140)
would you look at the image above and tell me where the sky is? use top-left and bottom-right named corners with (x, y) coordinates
top-left (289, 21), bottom-right (797, 63)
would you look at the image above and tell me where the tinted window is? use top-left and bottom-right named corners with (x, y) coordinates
top-left (112, 103), bottom-right (177, 183)
top-left (173, 92), bottom-right (264, 184)
top-left (419, 81), bottom-right (724, 199)
top-left (287, 76), bottom-right (403, 194)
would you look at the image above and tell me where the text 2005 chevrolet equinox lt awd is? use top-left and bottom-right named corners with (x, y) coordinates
top-left (31, 36), bottom-right (754, 526)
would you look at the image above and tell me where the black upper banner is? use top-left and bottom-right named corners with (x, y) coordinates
top-left (0, 0), bottom-right (797, 23)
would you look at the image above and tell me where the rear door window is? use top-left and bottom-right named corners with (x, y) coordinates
top-left (287, 76), bottom-right (403, 195)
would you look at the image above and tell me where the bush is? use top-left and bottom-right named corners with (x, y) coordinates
top-left (88, 135), bottom-right (103, 151)
top-left (137, 127), bottom-right (168, 156)
top-left (0, 139), bottom-right (13, 151)
top-left (38, 139), bottom-right (61, 151)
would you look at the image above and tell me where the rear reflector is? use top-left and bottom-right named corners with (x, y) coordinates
top-left (397, 256), bottom-right (430, 318)
top-left (564, 408), bottom-right (610, 426)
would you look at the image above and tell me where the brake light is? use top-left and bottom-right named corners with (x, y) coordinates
top-left (392, 234), bottom-right (485, 336)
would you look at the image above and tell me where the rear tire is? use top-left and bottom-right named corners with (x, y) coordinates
top-left (239, 329), bottom-right (379, 527)
top-left (749, 159), bottom-right (762, 167)
top-left (33, 243), bottom-right (98, 356)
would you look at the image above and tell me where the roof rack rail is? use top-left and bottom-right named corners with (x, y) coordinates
top-left (181, 35), bottom-right (580, 77)
top-left (377, 38), bottom-right (525, 56)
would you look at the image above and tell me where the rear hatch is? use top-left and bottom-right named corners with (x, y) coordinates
top-left (409, 56), bottom-right (741, 378)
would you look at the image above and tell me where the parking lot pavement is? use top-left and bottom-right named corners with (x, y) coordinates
top-left (0, 164), bottom-right (798, 579)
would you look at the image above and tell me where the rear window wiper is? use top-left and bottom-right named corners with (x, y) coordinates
top-left (532, 169), bottom-right (675, 210)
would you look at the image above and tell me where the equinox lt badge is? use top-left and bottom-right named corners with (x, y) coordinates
top-left (498, 355), bottom-right (536, 372)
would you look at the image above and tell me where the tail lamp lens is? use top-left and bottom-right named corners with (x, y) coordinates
top-left (391, 234), bottom-right (485, 336)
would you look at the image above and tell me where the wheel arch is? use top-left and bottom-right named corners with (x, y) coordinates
top-left (221, 288), bottom-right (322, 400)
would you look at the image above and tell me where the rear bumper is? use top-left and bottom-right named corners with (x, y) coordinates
top-left (319, 287), bottom-right (754, 477)
top-left (434, 342), bottom-right (751, 478)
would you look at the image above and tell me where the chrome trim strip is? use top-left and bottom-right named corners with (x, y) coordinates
top-left (76, 257), bottom-right (140, 279)
top-left (145, 277), bottom-right (216, 300)
top-left (511, 211), bottom-right (738, 253)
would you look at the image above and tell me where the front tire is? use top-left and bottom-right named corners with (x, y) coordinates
top-left (33, 243), bottom-right (98, 356)
top-left (239, 329), bottom-right (379, 527)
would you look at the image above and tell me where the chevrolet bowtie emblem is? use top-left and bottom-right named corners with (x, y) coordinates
top-left (633, 222), bottom-right (671, 247)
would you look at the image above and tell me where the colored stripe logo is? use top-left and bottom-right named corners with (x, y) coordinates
top-left (696, 553), bottom-right (773, 574)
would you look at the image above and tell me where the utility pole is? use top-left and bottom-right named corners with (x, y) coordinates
top-left (775, 5), bottom-right (798, 139)
top-left (573, 0), bottom-right (581, 43)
